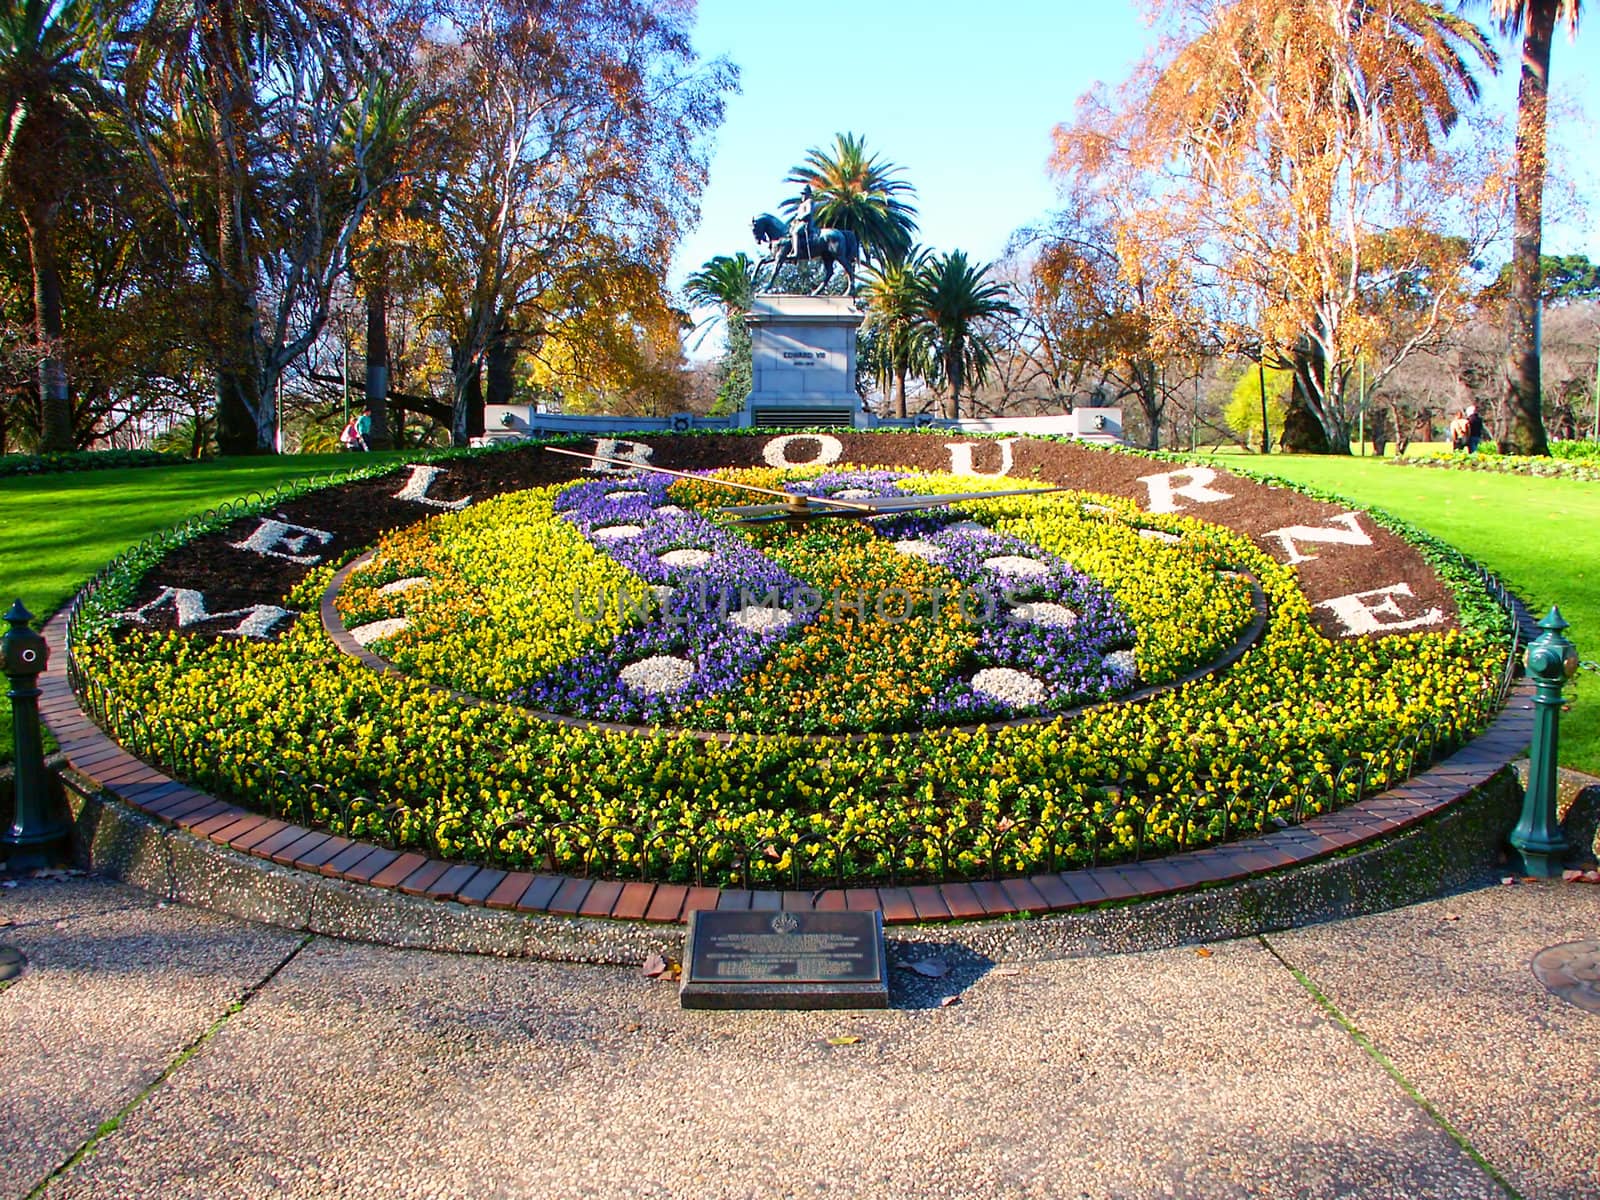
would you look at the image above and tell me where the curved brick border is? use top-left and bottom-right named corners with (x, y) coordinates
top-left (38, 596), bottom-right (1539, 938)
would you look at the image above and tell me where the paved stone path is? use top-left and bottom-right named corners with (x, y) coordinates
top-left (2, 872), bottom-right (1596, 1200)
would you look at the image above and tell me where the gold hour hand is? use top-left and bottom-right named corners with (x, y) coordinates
top-left (544, 445), bottom-right (874, 513)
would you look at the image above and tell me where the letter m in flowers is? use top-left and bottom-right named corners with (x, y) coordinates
top-left (115, 588), bottom-right (294, 638)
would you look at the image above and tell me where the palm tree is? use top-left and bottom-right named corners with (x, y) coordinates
top-left (860, 247), bottom-right (931, 419)
top-left (1487, 0), bottom-right (1584, 455)
top-left (0, 0), bottom-right (115, 452)
top-left (785, 132), bottom-right (918, 268)
top-left (686, 253), bottom-right (757, 414)
top-left (915, 250), bottom-right (1017, 421)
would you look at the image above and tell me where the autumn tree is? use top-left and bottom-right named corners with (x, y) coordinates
top-left (1008, 190), bottom-right (1209, 449)
top-left (1061, 0), bottom-right (1503, 452)
top-left (117, 0), bottom-right (420, 453)
top-left (417, 0), bottom-right (732, 443)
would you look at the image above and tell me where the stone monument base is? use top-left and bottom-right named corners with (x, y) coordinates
top-left (740, 294), bottom-right (866, 428)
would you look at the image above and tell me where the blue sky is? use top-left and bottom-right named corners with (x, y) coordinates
top-left (670, 0), bottom-right (1597, 299)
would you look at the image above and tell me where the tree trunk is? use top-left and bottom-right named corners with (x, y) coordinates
top-left (1502, 1), bottom-right (1557, 456)
top-left (365, 280), bottom-right (391, 450)
top-left (21, 202), bottom-right (72, 452)
top-left (450, 342), bottom-right (482, 447)
top-left (893, 365), bottom-right (907, 419)
top-left (1281, 340), bottom-right (1333, 454)
top-left (943, 349), bottom-right (962, 420)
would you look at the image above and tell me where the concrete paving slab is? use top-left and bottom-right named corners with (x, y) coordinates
top-left (0, 877), bottom-right (305, 1200)
top-left (40, 933), bottom-right (1497, 1200)
top-left (1268, 880), bottom-right (1600, 1200)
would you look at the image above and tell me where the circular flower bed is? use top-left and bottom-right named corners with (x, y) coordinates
top-left (67, 435), bottom-right (1514, 889)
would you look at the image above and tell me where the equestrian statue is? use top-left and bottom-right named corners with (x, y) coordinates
top-left (750, 184), bottom-right (860, 295)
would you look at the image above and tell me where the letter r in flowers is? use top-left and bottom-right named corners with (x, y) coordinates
top-left (1316, 582), bottom-right (1443, 637)
top-left (1263, 513), bottom-right (1372, 565)
top-left (1137, 468), bottom-right (1233, 515)
top-left (229, 518), bottom-right (335, 565)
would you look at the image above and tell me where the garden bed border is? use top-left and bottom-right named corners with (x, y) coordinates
top-left (36, 595), bottom-right (1540, 958)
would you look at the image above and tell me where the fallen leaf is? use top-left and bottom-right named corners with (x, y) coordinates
top-left (940, 995), bottom-right (962, 1008)
top-left (1522, 876), bottom-right (1542, 884)
top-left (1195, 947), bottom-right (1213, 958)
top-left (641, 953), bottom-right (668, 979)
top-left (901, 959), bottom-right (947, 978)
top-left (1582, 871), bottom-right (1600, 884)
top-left (622, 1022), bottom-right (642, 1033)
top-left (826, 1035), bottom-right (861, 1046)
top-left (1499, 876), bottom-right (1518, 886)
top-left (992, 966), bottom-right (1022, 977)
top-left (0, 917), bottom-right (13, 928)
top-left (1563, 870), bottom-right (1584, 883)
top-left (1442, 913), bottom-right (1461, 922)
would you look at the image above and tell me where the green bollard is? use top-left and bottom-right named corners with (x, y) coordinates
top-left (1509, 606), bottom-right (1578, 877)
top-left (1, 600), bottom-right (68, 871)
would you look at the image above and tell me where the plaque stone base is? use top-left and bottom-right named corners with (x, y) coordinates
top-left (739, 294), bottom-right (866, 429)
top-left (678, 909), bottom-right (890, 1010)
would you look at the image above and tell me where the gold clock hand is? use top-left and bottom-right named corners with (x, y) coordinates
top-left (544, 445), bottom-right (877, 513)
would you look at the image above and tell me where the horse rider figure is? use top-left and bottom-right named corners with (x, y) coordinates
top-left (790, 184), bottom-right (818, 261)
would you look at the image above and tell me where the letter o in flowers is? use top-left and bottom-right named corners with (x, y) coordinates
top-left (762, 434), bottom-right (844, 469)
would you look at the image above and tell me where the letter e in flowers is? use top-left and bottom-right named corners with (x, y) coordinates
top-left (393, 465), bottom-right (470, 510)
top-left (1316, 582), bottom-right (1442, 636)
top-left (229, 518), bottom-right (334, 565)
top-left (1263, 513), bottom-right (1372, 565)
top-left (1137, 468), bottom-right (1232, 514)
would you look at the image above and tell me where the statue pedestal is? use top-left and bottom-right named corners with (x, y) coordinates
top-left (740, 295), bottom-right (865, 429)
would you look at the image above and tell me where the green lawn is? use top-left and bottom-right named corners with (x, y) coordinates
top-left (1199, 448), bottom-right (1599, 774)
top-left (1, 447), bottom-right (1595, 774)
top-left (0, 453), bottom-right (405, 764)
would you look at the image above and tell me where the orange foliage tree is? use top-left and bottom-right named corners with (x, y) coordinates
top-left (1054, 0), bottom-right (1507, 452)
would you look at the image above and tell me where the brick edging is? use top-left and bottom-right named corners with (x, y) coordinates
top-left (41, 609), bottom-right (1536, 925)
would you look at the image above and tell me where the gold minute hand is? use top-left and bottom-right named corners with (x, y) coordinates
top-left (544, 445), bottom-right (878, 513)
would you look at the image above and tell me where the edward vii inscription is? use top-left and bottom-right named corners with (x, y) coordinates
top-left (680, 909), bottom-right (890, 1009)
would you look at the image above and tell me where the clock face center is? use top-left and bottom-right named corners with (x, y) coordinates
top-left (333, 466), bottom-right (1259, 738)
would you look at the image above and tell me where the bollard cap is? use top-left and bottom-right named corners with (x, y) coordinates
top-left (0, 600), bottom-right (47, 676)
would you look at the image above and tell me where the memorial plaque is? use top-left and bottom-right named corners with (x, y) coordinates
top-left (679, 909), bottom-right (889, 1010)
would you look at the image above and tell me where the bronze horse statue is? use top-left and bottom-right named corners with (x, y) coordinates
top-left (750, 213), bottom-right (860, 295)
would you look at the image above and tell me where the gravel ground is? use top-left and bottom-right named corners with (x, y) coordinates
top-left (2, 872), bottom-right (1596, 1200)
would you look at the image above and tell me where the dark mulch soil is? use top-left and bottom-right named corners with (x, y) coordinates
top-left (108, 433), bottom-right (1459, 642)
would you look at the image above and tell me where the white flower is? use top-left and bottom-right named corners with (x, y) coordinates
top-left (893, 538), bottom-right (943, 560)
top-left (1010, 601), bottom-right (1077, 628)
top-left (1139, 528), bottom-right (1181, 544)
top-left (592, 524), bottom-right (645, 541)
top-left (351, 617), bottom-right (409, 646)
top-left (607, 489), bottom-right (649, 500)
top-left (729, 605), bottom-right (794, 635)
top-left (983, 554), bottom-right (1048, 577)
top-left (970, 667), bottom-right (1047, 707)
top-left (945, 520), bottom-right (986, 534)
top-left (1103, 649), bottom-right (1138, 677)
top-left (620, 655), bottom-right (694, 695)
top-left (377, 577), bottom-right (430, 595)
top-left (654, 504), bottom-right (687, 516)
top-left (659, 548), bottom-right (712, 568)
